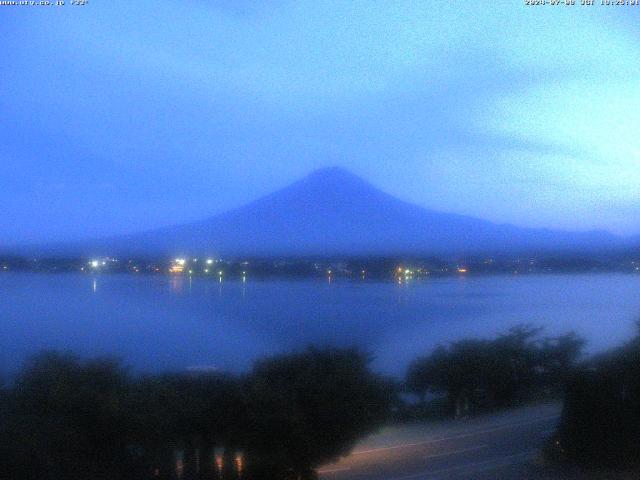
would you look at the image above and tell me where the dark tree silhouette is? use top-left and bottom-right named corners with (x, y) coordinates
top-left (0, 352), bottom-right (134, 480)
top-left (551, 323), bottom-right (640, 467)
top-left (406, 325), bottom-right (584, 416)
top-left (243, 348), bottom-right (394, 480)
top-left (0, 347), bottom-right (394, 480)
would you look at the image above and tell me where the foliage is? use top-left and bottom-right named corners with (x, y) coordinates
top-left (0, 352), bottom-right (134, 480)
top-left (550, 323), bottom-right (640, 467)
top-left (406, 325), bottom-right (585, 416)
top-left (243, 348), bottom-right (393, 479)
top-left (0, 348), bottom-right (393, 480)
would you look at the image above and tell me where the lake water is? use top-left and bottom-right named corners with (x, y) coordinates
top-left (1, 273), bottom-right (639, 378)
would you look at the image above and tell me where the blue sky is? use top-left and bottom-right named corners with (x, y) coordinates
top-left (1, 1), bottom-right (639, 244)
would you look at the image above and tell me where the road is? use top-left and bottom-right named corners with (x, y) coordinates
top-left (319, 403), bottom-right (561, 480)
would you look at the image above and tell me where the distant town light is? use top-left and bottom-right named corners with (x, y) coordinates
top-left (90, 260), bottom-right (100, 268)
top-left (169, 258), bottom-right (186, 274)
top-left (457, 267), bottom-right (468, 273)
top-left (206, 259), bottom-right (213, 265)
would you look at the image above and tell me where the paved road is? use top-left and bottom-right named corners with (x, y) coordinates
top-left (319, 403), bottom-right (561, 480)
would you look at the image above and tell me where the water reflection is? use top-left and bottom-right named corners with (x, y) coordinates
top-left (169, 276), bottom-right (184, 294)
top-left (214, 447), bottom-right (225, 478)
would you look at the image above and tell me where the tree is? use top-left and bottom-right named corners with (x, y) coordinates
top-left (539, 332), bottom-right (585, 393)
top-left (1, 352), bottom-right (134, 480)
top-left (127, 372), bottom-right (246, 479)
top-left (551, 325), bottom-right (640, 467)
top-left (243, 348), bottom-right (394, 479)
top-left (406, 325), bottom-right (585, 416)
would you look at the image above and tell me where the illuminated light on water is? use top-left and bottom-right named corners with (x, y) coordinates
top-left (175, 451), bottom-right (184, 479)
top-left (214, 447), bottom-right (225, 473)
top-left (92, 279), bottom-right (97, 293)
top-left (235, 452), bottom-right (244, 474)
top-left (215, 455), bottom-right (223, 473)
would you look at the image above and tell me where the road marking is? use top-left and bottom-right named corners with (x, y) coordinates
top-left (318, 466), bottom-right (352, 474)
top-left (320, 445), bottom-right (490, 476)
top-left (424, 444), bottom-right (488, 460)
top-left (385, 449), bottom-right (537, 480)
top-left (351, 414), bottom-right (558, 456)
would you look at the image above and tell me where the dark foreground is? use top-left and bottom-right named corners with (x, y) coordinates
top-left (319, 403), bottom-right (563, 480)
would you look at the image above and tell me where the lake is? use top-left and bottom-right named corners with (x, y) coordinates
top-left (1, 272), bottom-right (639, 378)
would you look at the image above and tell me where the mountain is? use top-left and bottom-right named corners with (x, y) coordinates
top-left (69, 166), bottom-right (622, 257)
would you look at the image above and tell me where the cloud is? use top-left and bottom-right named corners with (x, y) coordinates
top-left (1, 0), bottom-right (640, 242)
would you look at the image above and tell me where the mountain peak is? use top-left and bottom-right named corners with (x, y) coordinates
top-left (70, 167), bottom-right (622, 257)
top-left (304, 166), bottom-right (365, 183)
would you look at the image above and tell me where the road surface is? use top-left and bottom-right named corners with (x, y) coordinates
top-left (319, 403), bottom-right (561, 480)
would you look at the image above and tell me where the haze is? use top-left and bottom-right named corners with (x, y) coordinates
top-left (2, 1), bottom-right (639, 246)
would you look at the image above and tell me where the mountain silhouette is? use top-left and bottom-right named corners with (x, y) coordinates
top-left (82, 166), bottom-right (621, 257)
